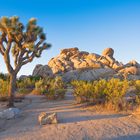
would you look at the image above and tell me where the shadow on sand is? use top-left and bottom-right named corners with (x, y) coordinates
top-left (57, 110), bottom-right (128, 124)
top-left (107, 134), bottom-right (140, 140)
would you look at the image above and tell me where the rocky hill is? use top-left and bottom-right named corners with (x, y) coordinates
top-left (32, 48), bottom-right (140, 82)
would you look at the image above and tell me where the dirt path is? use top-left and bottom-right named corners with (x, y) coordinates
top-left (1, 89), bottom-right (140, 140)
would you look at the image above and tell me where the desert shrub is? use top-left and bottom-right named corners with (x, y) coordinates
top-left (71, 79), bottom-right (108, 103)
top-left (104, 79), bottom-right (128, 104)
top-left (0, 73), bottom-right (10, 81)
top-left (0, 79), bottom-right (9, 99)
top-left (132, 80), bottom-right (140, 105)
top-left (71, 79), bottom-right (129, 110)
top-left (103, 79), bottom-right (129, 110)
top-left (33, 77), bottom-right (66, 99)
top-left (34, 79), bottom-right (46, 94)
top-left (71, 80), bottom-right (94, 103)
top-left (33, 76), bottom-right (66, 99)
top-left (18, 88), bottom-right (33, 94)
top-left (17, 77), bottom-right (37, 89)
top-left (134, 80), bottom-right (140, 94)
top-left (16, 76), bottom-right (42, 94)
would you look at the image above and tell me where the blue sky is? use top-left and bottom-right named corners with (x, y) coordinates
top-left (0, 0), bottom-right (140, 76)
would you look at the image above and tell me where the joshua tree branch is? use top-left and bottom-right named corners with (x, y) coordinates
top-left (4, 41), bottom-right (14, 73)
top-left (0, 46), bottom-right (4, 55)
top-left (0, 39), bottom-right (6, 55)
top-left (14, 50), bottom-right (19, 67)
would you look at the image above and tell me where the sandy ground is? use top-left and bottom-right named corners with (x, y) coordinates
top-left (1, 89), bottom-right (140, 140)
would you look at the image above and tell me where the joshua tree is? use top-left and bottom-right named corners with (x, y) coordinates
top-left (0, 16), bottom-right (51, 107)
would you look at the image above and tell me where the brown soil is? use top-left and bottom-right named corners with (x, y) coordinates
top-left (0, 89), bottom-right (140, 140)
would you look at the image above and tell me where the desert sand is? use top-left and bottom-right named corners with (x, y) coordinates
top-left (0, 89), bottom-right (140, 140)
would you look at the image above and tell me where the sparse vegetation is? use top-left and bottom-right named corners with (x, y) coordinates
top-left (0, 79), bottom-right (9, 101)
top-left (1, 73), bottom-right (140, 111)
top-left (33, 76), bottom-right (66, 100)
top-left (71, 79), bottom-right (140, 111)
top-left (17, 76), bottom-right (41, 94)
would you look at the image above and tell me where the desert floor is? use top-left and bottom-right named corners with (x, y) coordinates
top-left (0, 89), bottom-right (140, 140)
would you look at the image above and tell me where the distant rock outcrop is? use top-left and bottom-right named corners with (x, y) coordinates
top-left (32, 47), bottom-right (140, 81)
top-left (32, 64), bottom-right (53, 78)
top-left (62, 68), bottom-right (116, 82)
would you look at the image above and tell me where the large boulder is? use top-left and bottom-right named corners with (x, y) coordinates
top-left (124, 60), bottom-right (140, 68)
top-left (102, 48), bottom-right (114, 57)
top-left (119, 66), bottom-right (140, 75)
top-left (32, 64), bottom-right (53, 78)
top-left (62, 68), bottom-right (116, 82)
top-left (86, 53), bottom-right (101, 61)
top-left (60, 47), bottom-right (79, 55)
top-left (99, 48), bottom-right (123, 70)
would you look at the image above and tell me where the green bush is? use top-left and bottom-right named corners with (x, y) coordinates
top-left (0, 79), bottom-right (9, 98)
top-left (71, 79), bottom-right (129, 110)
top-left (0, 73), bottom-right (10, 81)
top-left (132, 80), bottom-right (140, 105)
top-left (34, 76), bottom-right (66, 99)
top-left (71, 79), bottom-right (108, 103)
top-left (104, 79), bottom-right (128, 106)
top-left (17, 77), bottom-right (38, 89)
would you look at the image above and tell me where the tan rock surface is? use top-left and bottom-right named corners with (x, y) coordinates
top-left (33, 47), bottom-right (140, 80)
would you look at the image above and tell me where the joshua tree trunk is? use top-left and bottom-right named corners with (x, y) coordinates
top-left (8, 73), bottom-right (17, 107)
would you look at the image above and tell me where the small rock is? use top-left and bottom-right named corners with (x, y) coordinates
top-left (38, 112), bottom-right (58, 125)
top-left (0, 108), bottom-right (21, 119)
top-left (0, 112), bottom-right (4, 119)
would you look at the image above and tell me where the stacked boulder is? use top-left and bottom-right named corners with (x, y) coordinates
top-left (48, 47), bottom-right (103, 74)
top-left (32, 47), bottom-right (140, 81)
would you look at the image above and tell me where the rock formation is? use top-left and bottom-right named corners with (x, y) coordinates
top-left (32, 64), bottom-right (53, 78)
top-left (32, 47), bottom-right (140, 81)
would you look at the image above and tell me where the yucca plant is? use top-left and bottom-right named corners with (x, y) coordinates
top-left (0, 16), bottom-right (51, 106)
